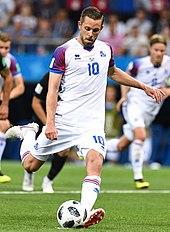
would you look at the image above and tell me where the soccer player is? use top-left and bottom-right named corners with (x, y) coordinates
top-left (107, 34), bottom-right (170, 189)
top-left (0, 32), bottom-right (25, 183)
top-left (22, 72), bottom-right (67, 193)
top-left (6, 7), bottom-right (164, 228)
top-left (0, 52), bottom-right (12, 183)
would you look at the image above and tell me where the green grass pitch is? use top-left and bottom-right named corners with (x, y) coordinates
top-left (1, 161), bottom-right (170, 232)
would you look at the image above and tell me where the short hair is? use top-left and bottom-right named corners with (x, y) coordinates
top-left (150, 34), bottom-right (167, 46)
top-left (0, 32), bottom-right (11, 42)
top-left (80, 6), bottom-right (104, 25)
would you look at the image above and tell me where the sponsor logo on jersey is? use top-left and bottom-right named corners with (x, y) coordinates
top-left (75, 54), bottom-right (81, 60)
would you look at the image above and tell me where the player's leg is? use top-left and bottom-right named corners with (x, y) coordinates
top-left (131, 127), bottom-right (150, 189)
top-left (81, 149), bottom-right (105, 228)
top-left (42, 153), bottom-right (67, 193)
top-left (0, 119), bottom-right (11, 183)
top-left (6, 122), bottom-right (45, 172)
top-left (22, 170), bottom-right (34, 191)
top-left (106, 135), bottom-right (131, 153)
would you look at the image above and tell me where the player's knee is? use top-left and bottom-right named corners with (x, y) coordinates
top-left (23, 154), bottom-right (45, 172)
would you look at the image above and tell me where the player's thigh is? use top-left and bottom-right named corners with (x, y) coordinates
top-left (77, 130), bottom-right (106, 160)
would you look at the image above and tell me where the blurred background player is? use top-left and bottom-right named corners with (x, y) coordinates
top-left (0, 52), bottom-right (12, 183)
top-left (22, 72), bottom-right (67, 193)
top-left (22, 72), bottom-right (68, 192)
top-left (0, 32), bottom-right (24, 183)
top-left (107, 34), bottom-right (170, 189)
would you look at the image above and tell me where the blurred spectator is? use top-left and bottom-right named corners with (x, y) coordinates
top-left (4, 17), bottom-right (25, 40)
top-left (32, 0), bottom-right (63, 21)
top-left (66, 0), bottom-right (83, 27)
top-left (151, 0), bottom-right (169, 13)
top-left (134, 0), bottom-right (151, 12)
top-left (12, 3), bottom-right (37, 36)
top-left (122, 22), bottom-right (149, 57)
top-left (52, 8), bottom-right (74, 39)
top-left (0, 0), bottom-right (16, 31)
top-left (36, 18), bottom-right (52, 38)
top-left (126, 8), bottom-right (153, 37)
top-left (150, 0), bottom-right (170, 27)
top-left (99, 13), bottom-right (125, 56)
top-left (84, 0), bottom-right (110, 14)
top-left (154, 8), bottom-right (170, 34)
top-left (99, 13), bottom-right (126, 38)
top-left (161, 25), bottom-right (170, 56)
top-left (35, 18), bottom-right (52, 55)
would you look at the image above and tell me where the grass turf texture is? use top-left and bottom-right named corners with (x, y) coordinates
top-left (0, 161), bottom-right (170, 231)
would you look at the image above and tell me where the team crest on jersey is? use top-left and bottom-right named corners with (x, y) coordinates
top-left (34, 143), bottom-right (39, 150)
top-left (75, 54), bottom-right (81, 60)
top-left (100, 51), bottom-right (106, 57)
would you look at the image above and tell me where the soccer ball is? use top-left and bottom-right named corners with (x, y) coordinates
top-left (57, 200), bottom-right (87, 228)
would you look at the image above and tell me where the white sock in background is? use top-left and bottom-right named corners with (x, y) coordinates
top-left (130, 139), bottom-right (144, 180)
top-left (0, 132), bottom-right (7, 171)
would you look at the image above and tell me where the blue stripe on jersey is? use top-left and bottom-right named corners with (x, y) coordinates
top-left (49, 69), bottom-right (64, 74)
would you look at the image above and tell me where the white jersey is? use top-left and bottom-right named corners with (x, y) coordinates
top-left (50, 38), bottom-right (114, 129)
top-left (0, 53), bottom-right (21, 91)
top-left (30, 39), bottom-right (114, 160)
top-left (120, 55), bottom-right (170, 141)
top-left (126, 55), bottom-right (170, 116)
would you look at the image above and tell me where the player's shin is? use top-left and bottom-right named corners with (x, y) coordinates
top-left (80, 175), bottom-right (101, 212)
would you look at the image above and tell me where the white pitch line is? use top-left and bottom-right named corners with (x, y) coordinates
top-left (1, 190), bottom-right (170, 194)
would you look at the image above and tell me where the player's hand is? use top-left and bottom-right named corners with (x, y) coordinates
top-left (0, 104), bottom-right (9, 120)
top-left (116, 97), bottom-right (126, 112)
top-left (144, 85), bottom-right (165, 103)
top-left (45, 123), bottom-right (58, 140)
top-left (160, 87), bottom-right (170, 99)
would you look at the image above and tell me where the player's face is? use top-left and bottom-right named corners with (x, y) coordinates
top-left (150, 43), bottom-right (166, 65)
top-left (78, 16), bottom-right (103, 47)
top-left (0, 41), bottom-right (10, 57)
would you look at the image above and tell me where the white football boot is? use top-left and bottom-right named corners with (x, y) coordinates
top-left (6, 122), bottom-right (39, 140)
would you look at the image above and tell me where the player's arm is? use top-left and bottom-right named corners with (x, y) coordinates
top-left (10, 74), bottom-right (25, 99)
top-left (32, 96), bottom-right (46, 125)
top-left (0, 66), bottom-right (13, 119)
top-left (116, 70), bottom-right (131, 111)
top-left (45, 72), bottom-right (62, 140)
top-left (108, 65), bottom-right (165, 104)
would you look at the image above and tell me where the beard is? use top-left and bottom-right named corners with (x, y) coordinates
top-left (80, 34), bottom-right (96, 47)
